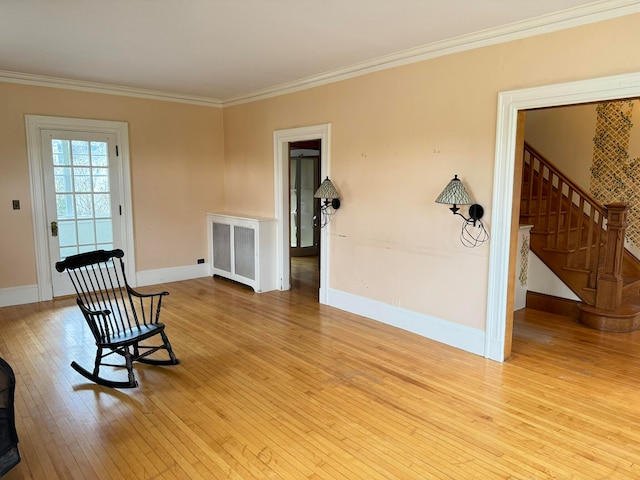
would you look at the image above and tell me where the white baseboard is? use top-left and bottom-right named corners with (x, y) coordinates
top-left (1, 275), bottom-right (486, 360)
top-left (0, 264), bottom-right (210, 308)
top-left (136, 263), bottom-right (210, 287)
top-left (327, 288), bottom-right (486, 357)
top-left (0, 285), bottom-right (40, 307)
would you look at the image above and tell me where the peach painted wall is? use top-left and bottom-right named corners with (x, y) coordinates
top-left (0, 83), bottom-right (225, 288)
top-left (525, 104), bottom-right (598, 190)
top-left (526, 101), bottom-right (640, 193)
top-left (223, 13), bottom-right (640, 330)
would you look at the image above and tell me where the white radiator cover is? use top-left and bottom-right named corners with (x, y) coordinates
top-left (206, 213), bottom-right (277, 293)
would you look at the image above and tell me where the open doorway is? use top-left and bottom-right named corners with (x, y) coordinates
top-left (513, 98), bottom-right (640, 341)
top-left (273, 123), bottom-right (331, 303)
top-left (289, 140), bottom-right (321, 297)
top-left (486, 72), bottom-right (640, 362)
top-left (289, 140), bottom-right (321, 257)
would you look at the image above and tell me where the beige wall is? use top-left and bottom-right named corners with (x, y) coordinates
top-left (526, 100), bottom-right (640, 192)
top-left (0, 83), bottom-right (225, 288)
top-left (3, 13), bottom-right (640, 333)
top-left (525, 104), bottom-right (598, 189)
top-left (223, 13), bottom-right (640, 330)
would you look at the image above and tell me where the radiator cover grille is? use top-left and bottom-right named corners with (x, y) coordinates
top-left (234, 226), bottom-right (256, 280)
top-left (211, 223), bottom-right (231, 273)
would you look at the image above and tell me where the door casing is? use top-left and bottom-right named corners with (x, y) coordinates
top-left (25, 115), bottom-right (135, 301)
top-left (274, 124), bottom-right (331, 302)
top-left (487, 71), bottom-right (640, 361)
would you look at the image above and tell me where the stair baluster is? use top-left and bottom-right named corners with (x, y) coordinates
top-left (521, 143), bottom-right (640, 332)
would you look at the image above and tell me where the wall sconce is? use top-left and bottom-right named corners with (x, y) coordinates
top-left (314, 177), bottom-right (341, 227)
top-left (435, 174), bottom-right (489, 247)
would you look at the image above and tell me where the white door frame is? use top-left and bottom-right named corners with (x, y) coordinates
top-left (274, 123), bottom-right (331, 302)
top-left (25, 115), bottom-right (135, 301)
top-left (486, 71), bottom-right (640, 361)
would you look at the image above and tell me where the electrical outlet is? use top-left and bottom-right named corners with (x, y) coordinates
top-left (197, 258), bottom-right (205, 264)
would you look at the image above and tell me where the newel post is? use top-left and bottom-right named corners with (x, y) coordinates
top-left (595, 202), bottom-right (629, 311)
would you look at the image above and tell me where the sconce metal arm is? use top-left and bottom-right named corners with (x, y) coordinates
top-left (452, 203), bottom-right (484, 226)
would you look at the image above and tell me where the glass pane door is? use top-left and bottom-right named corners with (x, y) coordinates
top-left (52, 138), bottom-right (114, 259)
top-left (42, 129), bottom-right (122, 297)
top-left (299, 158), bottom-right (316, 248)
top-left (290, 156), bottom-right (319, 256)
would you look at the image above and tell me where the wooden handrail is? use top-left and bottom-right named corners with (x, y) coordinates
top-left (523, 142), bottom-right (606, 219)
top-left (522, 142), bottom-right (617, 293)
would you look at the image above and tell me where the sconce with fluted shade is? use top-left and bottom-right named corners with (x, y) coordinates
top-left (435, 175), bottom-right (488, 247)
top-left (314, 177), bottom-right (341, 227)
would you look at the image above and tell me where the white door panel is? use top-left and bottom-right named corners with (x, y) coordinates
top-left (41, 130), bottom-right (123, 297)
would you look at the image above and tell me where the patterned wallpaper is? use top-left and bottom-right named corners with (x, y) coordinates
top-left (590, 100), bottom-right (640, 247)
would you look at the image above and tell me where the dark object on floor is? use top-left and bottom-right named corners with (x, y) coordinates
top-left (0, 358), bottom-right (20, 476)
top-left (55, 249), bottom-right (180, 388)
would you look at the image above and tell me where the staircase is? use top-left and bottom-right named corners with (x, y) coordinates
top-left (520, 142), bottom-right (640, 332)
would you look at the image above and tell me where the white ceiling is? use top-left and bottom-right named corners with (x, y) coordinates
top-left (0, 1), bottom-right (633, 104)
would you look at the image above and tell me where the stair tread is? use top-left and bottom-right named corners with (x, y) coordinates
top-left (542, 247), bottom-right (577, 254)
top-left (580, 295), bottom-right (640, 317)
top-left (562, 266), bottom-right (590, 274)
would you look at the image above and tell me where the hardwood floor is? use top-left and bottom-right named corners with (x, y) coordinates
top-left (2, 272), bottom-right (640, 478)
top-left (290, 255), bottom-right (319, 299)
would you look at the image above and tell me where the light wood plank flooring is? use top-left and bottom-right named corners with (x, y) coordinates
top-left (2, 265), bottom-right (640, 478)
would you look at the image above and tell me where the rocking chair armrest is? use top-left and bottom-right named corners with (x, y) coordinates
top-left (125, 285), bottom-right (170, 299)
top-left (77, 300), bottom-right (111, 318)
top-left (85, 308), bottom-right (112, 318)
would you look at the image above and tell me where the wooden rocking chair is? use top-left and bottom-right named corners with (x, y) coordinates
top-left (55, 249), bottom-right (179, 388)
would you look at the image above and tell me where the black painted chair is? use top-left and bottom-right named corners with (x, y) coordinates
top-left (0, 358), bottom-right (20, 476)
top-left (55, 249), bottom-right (179, 388)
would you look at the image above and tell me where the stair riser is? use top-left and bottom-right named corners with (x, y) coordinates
top-left (622, 280), bottom-right (640, 300)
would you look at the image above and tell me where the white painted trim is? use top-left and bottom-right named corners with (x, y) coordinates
top-left (328, 288), bottom-right (486, 356)
top-left (25, 115), bottom-right (136, 300)
top-left (273, 124), bottom-right (331, 302)
top-left (25, 117), bottom-right (52, 301)
top-left (0, 70), bottom-right (223, 107)
top-left (487, 71), bottom-right (640, 362)
top-left (2, 1), bottom-right (637, 107)
top-left (0, 265), bottom-right (211, 306)
top-left (0, 285), bottom-right (39, 308)
top-left (136, 264), bottom-right (210, 288)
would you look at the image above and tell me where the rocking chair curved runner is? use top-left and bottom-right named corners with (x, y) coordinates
top-left (56, 249), bottom-right (179, 388)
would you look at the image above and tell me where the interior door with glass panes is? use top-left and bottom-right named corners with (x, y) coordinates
top-left (290, 155), bottom-right (319, 257)
top-left (41, 130), bottom-right (123, 297)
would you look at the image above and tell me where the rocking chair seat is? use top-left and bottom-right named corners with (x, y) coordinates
top-left (98, 323), bottom-right (165, 349)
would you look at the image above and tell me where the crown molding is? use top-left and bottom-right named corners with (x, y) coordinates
top-left (1, 0), bottom-right (638, 108)
top-left (0, 70), bottom-right (224, 107)
top-left (222, 0), bottom-right (640, 106)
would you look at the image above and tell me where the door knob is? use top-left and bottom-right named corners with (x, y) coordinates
top-left (51, 221), bottom-right (58, 237)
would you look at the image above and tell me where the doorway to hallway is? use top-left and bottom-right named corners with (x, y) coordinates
top-left (273, 123), bottom-right (331, 304)
top-left (289, 140), bottom-right (321, 258)
top-left (289, 139), bottom-right (321, 296)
